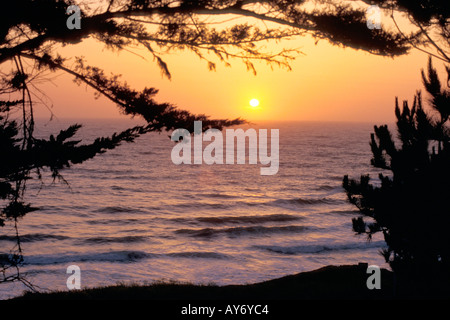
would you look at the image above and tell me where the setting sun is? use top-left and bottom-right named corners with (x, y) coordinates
top-left (249, 99), bottom-right (260, 107)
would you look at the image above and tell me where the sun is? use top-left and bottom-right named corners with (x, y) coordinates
top-left (249, 99), bottom-right (260, 108)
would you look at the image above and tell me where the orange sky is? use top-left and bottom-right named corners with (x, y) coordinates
top-left (23, 17), bottom-right (448, 124)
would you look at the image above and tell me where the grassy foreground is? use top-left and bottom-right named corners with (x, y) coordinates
top-left (13, 264), bottom-right (390, 300)
top-left (11, 264), bottom-right (450, 300)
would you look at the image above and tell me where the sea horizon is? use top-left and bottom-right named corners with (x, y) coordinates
top-left (0, 120), bottom-right (390, 299)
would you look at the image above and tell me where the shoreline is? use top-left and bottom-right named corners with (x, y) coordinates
top-left (10, 264), bottom-right (396, 300)
top-left (10, 263), bottom-right (450, 300)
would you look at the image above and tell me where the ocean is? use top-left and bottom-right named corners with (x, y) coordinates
top-left (0, 119), bottom-right (390, 299)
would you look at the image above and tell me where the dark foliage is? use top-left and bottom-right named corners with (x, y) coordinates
top-left (343, 58), bottom-right (450, 290)
top-left (357, 0), bottom-right (449, 64)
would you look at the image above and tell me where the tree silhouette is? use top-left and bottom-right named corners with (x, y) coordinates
top-left (0, 0), bottom-right (446, 288)
top-left (343, 58), bottom-right (450, 294)
top-left (357, 0), bottom-right (449, 64)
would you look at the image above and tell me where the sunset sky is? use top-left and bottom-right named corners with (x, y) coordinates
top-left (22, 15), bottom-right (448, 124)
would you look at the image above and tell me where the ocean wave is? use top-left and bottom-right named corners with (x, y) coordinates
top-left (166, 252), bottom-right (230, 259)
top-left (315, 185), bottom-right (337, 191)
top-left (79, 235), bottom-right (148, 244)
top-left (328, 175), bottom-right (346, 181)
top-left (111, 175), bottom-right (149, 180)
top-left (0, 233), bottom-right (70, 242)
top-left (269, 197), bottom-right (341, 208)
top-left (128, 196), bottom-right (342, 212)
top-left (170, 202), bottom-right (232, 210)
top-left (202, 193), bottom-right (239, 199)
top-left (171, 197), bottom-right (342, 211)
top-left (171, 214), bottom-right (302, 225)
top-left (86, 218), bottom-right (140, 225)
top-left (196, 214), bottom-right (303, 224)
top-left (254, 240), bottom-right (385, 255)
top-left (326, 209), bottom-right (360, 215)
top-left (93, 206), bottom-right (141, 214)
top-left (111, 185), bottom-right (126, 191)
top-left (24, 250), bottom-right (154, 265)
top-left (23, 250), bottom-right (230, 266)
top-left (175, 225), bottom-right (309, 238)
top-left (139, 151), bottom-right (155, 155)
